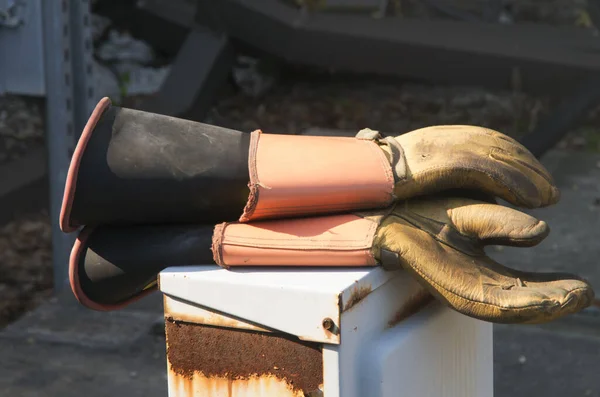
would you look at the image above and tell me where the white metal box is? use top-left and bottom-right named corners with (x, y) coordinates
top-left (159, 265), bottom-right (493, 397)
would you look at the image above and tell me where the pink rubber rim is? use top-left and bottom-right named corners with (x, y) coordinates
top-left (59, 97), bottom-right (112, 233)
top-left (69, 226), bottom-right (157, 311)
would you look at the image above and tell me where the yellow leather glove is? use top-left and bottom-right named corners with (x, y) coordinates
top-left (370, 195), bottom-right (593, 324)
top-left (363, 125), bottom-right (560, 208)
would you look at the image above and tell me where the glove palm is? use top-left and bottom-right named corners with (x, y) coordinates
top-left (372, 196), bottom-right (592, 323)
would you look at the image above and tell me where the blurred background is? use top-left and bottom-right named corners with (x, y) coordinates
top-left (1, 0), bottom-right (600, 396)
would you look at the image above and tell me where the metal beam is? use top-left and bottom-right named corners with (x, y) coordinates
top-left (42, 0), bottom-right (94, 291)
top-left (136, 0), bottom-right (197, 29)
top-left (0, 0), bottom-right (46, 95)
top-left (205, 0), bottom-right (600, 95)
top-left (139, 27), bottom-right (235, 120)
top-left (69, 0), bottom-right (96, 132)
top-left (92, 0), bottom-right (189, 57)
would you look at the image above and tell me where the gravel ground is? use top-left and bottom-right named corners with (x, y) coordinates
top-left (0, 93), bottom-right (49, 327)
top-left (0, 211), bottom-right (52, 328)
top-left (212, 71), bottom-right (600, 152)
top-left (1, 0), bottom-right (600, 328)
top-left (0, 95), bottom-right (44, 166)
top-left (209, 74), bottom-right (552, 138)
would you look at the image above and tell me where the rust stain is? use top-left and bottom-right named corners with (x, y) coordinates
top-left (163, 297), bottom-right (270, 333)
top-left (342, 283), bottom-right (372, 312)
top-left (168, 369), bottom-right (310, 397)
top-left (165, 319), bottom-right (324, 396)
top-left (388, 288), bottom-right (435, 327)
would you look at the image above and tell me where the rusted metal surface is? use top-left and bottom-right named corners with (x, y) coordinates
top-left (166, 319), bottom-right (324, 396)
top-left (160, 266), bottom-right (357, 344)
top-left (164, 295), bottom-right (271, 333)
top-left (387, 288), bottom-right (435, 328)
top-left (341, 283), bottom-right (372, 312)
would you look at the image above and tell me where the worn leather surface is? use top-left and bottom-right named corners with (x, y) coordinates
top-left (373, 125), bottom-right (560, 209)
top-left (64, 99), bottom-right (558, 230)
top-left (69, 195), bottom-right (594, 320)
top-left (371, 196), bottom-right (594, 324)
top-left (241, 130), bottom-right (394, 221)
top-left (213, 214), bottom-right (378, 267)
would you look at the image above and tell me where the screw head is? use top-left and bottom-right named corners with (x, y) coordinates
top-left (322, 317), bottom-right (334, 331)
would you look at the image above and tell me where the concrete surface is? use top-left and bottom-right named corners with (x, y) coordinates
top-left (490, 148), bottom-right (600, 397)
top-left (495, 321), bottom-right (600, 397)
top-left (0, 290), bottom-right (168, 397)
top-left (0, 147), bottom-right (599, 397)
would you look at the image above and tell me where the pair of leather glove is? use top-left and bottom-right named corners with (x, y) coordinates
top-left (212, 125), bottom-right (593, 324)
top-left (62, 97), bottom-right (594, 324)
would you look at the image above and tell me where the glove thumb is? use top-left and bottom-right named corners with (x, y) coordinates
top-left (448, 202), bottom-right (549, 247)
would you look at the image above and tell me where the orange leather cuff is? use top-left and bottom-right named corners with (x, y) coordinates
top-left (212, 214), bottom-right (379, 268)
top-left (239, 130), bottom-right (394, 222)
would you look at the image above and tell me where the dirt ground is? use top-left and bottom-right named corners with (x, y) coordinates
top-left (0, 95), bottom-right (44, 166)
top-left (0, 212), bottom-right (52, 328)
top-left (1, 0), bottom-right (599, 328)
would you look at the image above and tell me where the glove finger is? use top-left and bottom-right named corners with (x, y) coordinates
top-left (375, 223), bottom-right (593, 324)
top-left (469, 126), bottom-right (559, 205)
top-left (395, 126), bottom-right (560, 208)
top-left (447, 201), bottom-right (549, 247)
top-left (490, 146), bottom-right (560, 208)
top-left (472, 258), bottom-right (595, 324)
top-left (434, 125), bottom-right (556, 187)
top-left (473, 278), bottom-right (592, 324)
top-left (486, 130), bottom-right (555, 183)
